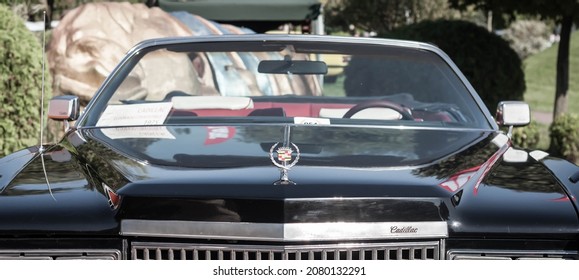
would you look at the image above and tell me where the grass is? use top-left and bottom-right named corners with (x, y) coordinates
top-left (523, 32), bottom-right (579, 162)
top-left (523, 31), bottom-right (579, 114)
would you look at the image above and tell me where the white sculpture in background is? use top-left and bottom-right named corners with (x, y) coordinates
top-left (47, 2), bottom-right (207, 104)
top-left (47, 2), bottom-right (320, 104)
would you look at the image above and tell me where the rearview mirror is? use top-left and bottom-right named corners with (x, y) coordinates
top-left (258, 60), bottom-right (327, 74)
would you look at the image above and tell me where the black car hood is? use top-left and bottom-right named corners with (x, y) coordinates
top-left (78, 124), bottom-right (503, 200)
top-left (86, 124), bottom-right (492, 173)
top-left (2, 124), bottom-right (576, 238)
top-left (71, 124), bottom-right (577, 236)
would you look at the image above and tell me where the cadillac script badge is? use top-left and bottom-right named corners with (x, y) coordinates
top-left (270, 142), bottom-right (300, 184)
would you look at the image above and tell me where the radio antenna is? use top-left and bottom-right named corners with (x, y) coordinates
top-left (39, 10), bottom-right (55, 201)
top-left (39, 12), bottom-right (47, 152)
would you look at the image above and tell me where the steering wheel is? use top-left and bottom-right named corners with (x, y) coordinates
top-left (343, 100), bottom-right (414, 120)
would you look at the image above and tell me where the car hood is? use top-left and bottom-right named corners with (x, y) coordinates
top-left (72, 125), bottom-right (577, 232)
top-left (75, 125), bottom-right (501, 196)
top-left (6, 124), bottom-right (574, 238)
top-left (82, 124), bottom-right (494, 174)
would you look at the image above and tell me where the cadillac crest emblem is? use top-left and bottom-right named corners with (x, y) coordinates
top-left (277, 147), bottom-right (293, 162)
top-left (270, 142), bottom-right (300, 184)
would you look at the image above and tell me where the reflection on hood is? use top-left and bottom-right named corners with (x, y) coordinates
top-left (90, 125), bottom-right (493, 169)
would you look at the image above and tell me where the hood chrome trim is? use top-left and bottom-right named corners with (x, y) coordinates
top-left (121, 220), bottom-right (448, 241)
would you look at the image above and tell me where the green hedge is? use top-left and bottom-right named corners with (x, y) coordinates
top-left (382, 20), bottom-right (526, 112)
top-left (549, 114), bottom-right (579, 163)
top-left (0, 4), bottom-right (51, 157)
top-left (511, 120), bottom-right (542, 150)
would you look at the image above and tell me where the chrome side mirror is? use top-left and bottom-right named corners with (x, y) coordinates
top-left (48, 95), bottom-right (79, 121)
top-left (496, 101), bottom-right (530, 138)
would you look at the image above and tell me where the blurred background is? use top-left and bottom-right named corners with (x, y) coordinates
top-left (0, 0), bottom-right (577, 163)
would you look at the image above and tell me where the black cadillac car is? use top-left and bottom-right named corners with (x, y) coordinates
top-left (1, 35), bottom-right (578, 260)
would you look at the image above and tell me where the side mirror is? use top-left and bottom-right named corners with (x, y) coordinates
top-left (496, 101), bottom-right (530, 138)
top-left (496, 101), bottom-right (530, 127)
top-left (48, 95), bottom-right (80, 121)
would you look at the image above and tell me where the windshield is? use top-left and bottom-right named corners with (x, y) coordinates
top-left (85, 38), bottom-right (491, 129)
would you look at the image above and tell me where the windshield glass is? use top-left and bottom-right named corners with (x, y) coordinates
top-left (86, 39), bottom-right (491, 129)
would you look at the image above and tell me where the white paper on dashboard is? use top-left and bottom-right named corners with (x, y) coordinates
top-left (294, 117), bottom-right (331, 125)
top-left (100, 127), bottom-right (175, 139)
top-left (96, 102), bottom-right (173, 127)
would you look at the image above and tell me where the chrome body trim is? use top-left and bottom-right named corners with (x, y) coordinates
top-left (121, 220), bottom-right (448, 241)
top-left (0, 249), bottom-right (121, 260)
top-left (447, 249), bottom-right (579, 260)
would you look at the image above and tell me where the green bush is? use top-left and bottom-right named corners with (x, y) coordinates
top-left (549, 114), bottom-right (579, 163)
top-left (0, 4), bottom-right (51, 157)
top-left (511, 120), bottom-right (541, 149)
top-left (382, 20), bottom-right (526, 112)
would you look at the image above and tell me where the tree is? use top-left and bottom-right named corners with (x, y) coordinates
top-left (324, 0), bottom-right (454, 35)
top-left (449, 0), bottom-right (579, 120)
top-left (0, 4), bottom-right (51, 156)
top-left (501, 20), bottom-right (552, 59)
top-left (0, 0), bottom-right (45, 21)
top-left (379, 20), bottom-right (525, 112)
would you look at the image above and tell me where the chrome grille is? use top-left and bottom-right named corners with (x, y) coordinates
top-left (131, 241), bottom-right (441, 260)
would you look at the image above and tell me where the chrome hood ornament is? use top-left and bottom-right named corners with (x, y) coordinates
top-left (270, 126), bottom-right (300, 185)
